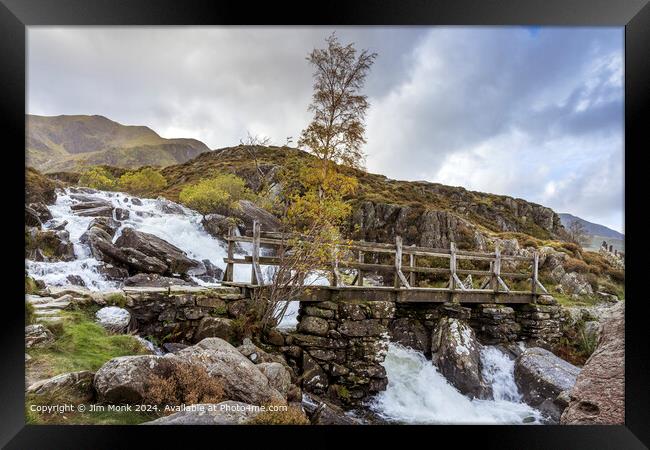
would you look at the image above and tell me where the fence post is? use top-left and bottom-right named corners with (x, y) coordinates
top-left (394, 236), bottom-right (411, 289)
top-left (493, 246), bottom-right (501, 293)
top-left (357, 250), bottom-right (364, 286)
top-left (532, 251), bottom-right (539, 301)
top-left (409, 245), bottom-right (416, 287)
top-left (251, 221), bottom-right (263, 285)
top-left (449, 242), bottom-right (457, 291)
top-left (224, 224), bottom-right (235, 282)
top-left (331, 244), bottom-right (341, 287)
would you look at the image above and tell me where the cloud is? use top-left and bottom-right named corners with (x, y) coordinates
top-left (27, 26), bottom-right (624, 232)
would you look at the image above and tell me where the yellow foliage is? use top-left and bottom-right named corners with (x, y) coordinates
top-left (117, 168), bottom-right (167, 196)
top-left (178, 172), bottom-right (252, 216)
top-left (78, 166), bottom-right (117, 190)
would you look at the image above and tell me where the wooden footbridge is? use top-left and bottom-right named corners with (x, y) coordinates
top-left (222, 222), bottom-right (549, 304)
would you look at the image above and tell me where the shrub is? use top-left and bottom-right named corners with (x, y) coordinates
top-left (145, 363), bottom-right (224, 406)
top-left (118, 168), bottom-right (167, 196)
top-left (607, 268), bottom-right (625, 283)
top-left (178, 173), bottom-right (252, 216)
top-left (78, 167), bottom-right (117, 190)
top-left (25, 275), bottom-right (41, 295)
top-left (247, 404), bottom-right (310, 425)
top-left (564, 257), bottom-right (590, 273)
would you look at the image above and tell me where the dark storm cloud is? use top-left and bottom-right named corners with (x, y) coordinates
top-left (27, 26), bottom-right (623, 232)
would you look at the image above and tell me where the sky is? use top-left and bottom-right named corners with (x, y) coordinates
top-left (27, 26), bottom-right (624, 233)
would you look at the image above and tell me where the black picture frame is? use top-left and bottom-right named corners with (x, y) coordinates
top-left (2, 0), bottom-right (648, 447)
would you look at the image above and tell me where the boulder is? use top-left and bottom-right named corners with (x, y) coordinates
top-left (194, 259), bottom-right (224, 283)
top-left (25, 324), bottom-right (54, 348)
top-left (74, 205), bottom-right (115, 218)
top-left (561, 302), bottom-right (624, 424)
top-left (233, 199), bottom-right (282, 233)
top-left (25, 228), bottom-right (75, 262)
top-left (559, 272), bottom-right (594, 296)
top-left (515, 347), bottom-right (580, 421)
top-left (144, 401), bottom-right (262, 425)
top-left (301, 352), bottom-right (328, 393)
top-left (257, 362), bottom-right (292, 397)
top-left (95, 306), bottom-right (131, 333)
top-left (201, 213), bottom-right (230, 239)
top-left (156, 197), bottom-right (186, 215)
top-left (30, 203), bottom-right (53, 224)
top-left (94, 355), bottom-right (184, 404)
top-left (302, 394), bottom-right (360, 425)
top-left (237, 338), bottom-right (283, 364)
top-left (115, 227), bottom-right (201, 275)
top-left (163, 342), bottom-right (189, 354)
top-left (175, 338), bottom-right (286, 406)
top-left (193, 317), bottom-right (236, 343)
top-left (389, 318), bottom-right (430, 355)
top-left (27, 371), bottom-right (95, 404)
top-left (431, 317), bottom-right (491, 399)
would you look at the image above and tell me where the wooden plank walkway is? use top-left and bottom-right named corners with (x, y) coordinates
top-left (222, 221), bottom-right (549, 304)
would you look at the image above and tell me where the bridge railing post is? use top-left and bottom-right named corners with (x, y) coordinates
top-left (409, 245), bottom-right (416, 287)
top-left (331, 243), bottom-right (341, 287)
top-left (492, 246), bottom-right (501, 293)
top-left (357, 250), bottom-right (364, 286)
top-left (531, 251), bottom-right (539, 302)
top-left (449, 242), bottom-right (457, 291)
top-left (394, 236), bottom-right (411, 289)
top-left (224, 224), bottom-right (235, 282)
top-left (250, 220), bottom-right (263, 285)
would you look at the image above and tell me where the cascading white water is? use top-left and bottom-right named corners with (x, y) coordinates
top-left (368, 343), bottom-right (543, 424)
top-left (26, 188), bottom-right (252, 290)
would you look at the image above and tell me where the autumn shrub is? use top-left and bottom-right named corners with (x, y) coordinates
top-left (117, 168), bottom-right (167, 196)
top-left (78, 166), bottom-right (117, 190)
top-left (145, 363), bottom-right (224, 406)
top-left (564, 257), bottom-right (590, 274)
top-left (607, 268), bottom-right (625, 283)
top-left (179, 172), bottom-right (252, 216)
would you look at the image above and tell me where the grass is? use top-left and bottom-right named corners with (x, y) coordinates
top-left (28, 310), bottom-right (148, 376)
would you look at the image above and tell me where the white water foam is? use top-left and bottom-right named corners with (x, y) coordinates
top-left (369, 343), bottom-right (542, 424)
top-left (26, 188), bottom-right (251, 290)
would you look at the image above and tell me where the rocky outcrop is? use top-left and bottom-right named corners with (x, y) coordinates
top-left (351, 201), bottom-right (478, 249)
top-left (26, 167), bottom-right (58, 205)
top-left (27, 371), bottom-right (95, 404)
top-left (201, 213), bottom-right (230, 239)
top-left (25, 324), bottom-right (54, 348)
top-left (257, 362), bottom-right (292, 397)
top-left (430, 317), bottom-right (491, 399)
top-left (144, 401), bottom-right (262, 425)
top-left (515, 347), bottom-right (580, 421)
top-left (561, 302), bottom-right (624, 424)
top-left (25, 228), bottom-right (75, 262)
top-left (175, 338), bottom-right (286, 406)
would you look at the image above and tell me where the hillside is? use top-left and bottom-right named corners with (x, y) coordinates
top-left (558, 213), bottom-right (623, 240)
top-left (26, 114), bottom-right (210, 172)
top-left (152, 145), bottom-right (567, 246)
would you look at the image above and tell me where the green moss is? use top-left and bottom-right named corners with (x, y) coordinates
top-left (337, 385), bottom-right (350, 400)
top-left (25, 276), bottom-right (41, 295)
top-left (25, 301), bottom-right (35, 325)
top-left (105, 292), bottom-right (127, 308)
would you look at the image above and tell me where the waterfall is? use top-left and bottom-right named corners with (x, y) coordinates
top-left (368, 343), bottom-right (542, 424)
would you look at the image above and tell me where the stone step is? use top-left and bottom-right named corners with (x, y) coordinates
top-left (32, 301), bottom-right (70, 310)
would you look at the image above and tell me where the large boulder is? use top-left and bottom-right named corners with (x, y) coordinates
top-left (27, 371), bottom-right (95, 404)
top-left (95, 306), bottom-right (131, 333)
top-left (175, 338), bottom-right (286, 406)
top-left (233, 199), bottom-right (282, 233)
top-left (561, 302), bottom-right (624, 424)
top-left (201, 213), bottom-right (230, 239)
top-left (257, 362), bottom-right (292, 397)
top-left (144, 401), bottom-right (262, 425)
top-left (302, 393), bottom-right (361, 425)
top-left (431, 317), bottom-right (491, 399)
top-left (94, 355), bottom-right (184, 404)
top-left (114, 227), bottom-right (201, 276)
top-left (514, 347), bottom-right (580, 421)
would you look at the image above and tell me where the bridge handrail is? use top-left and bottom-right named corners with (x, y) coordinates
top-left (222, 221), bottom-right (548, 296)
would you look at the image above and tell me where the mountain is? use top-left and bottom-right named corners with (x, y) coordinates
top-left (558, 213), bottom-right (623, 240)
top-left (26, 114), bottom-right (211, 172)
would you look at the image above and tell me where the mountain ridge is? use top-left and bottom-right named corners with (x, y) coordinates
top-left (558, 213), bottom-right (623, 240)
top-left (27, 114), bottom-right (211, 172)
